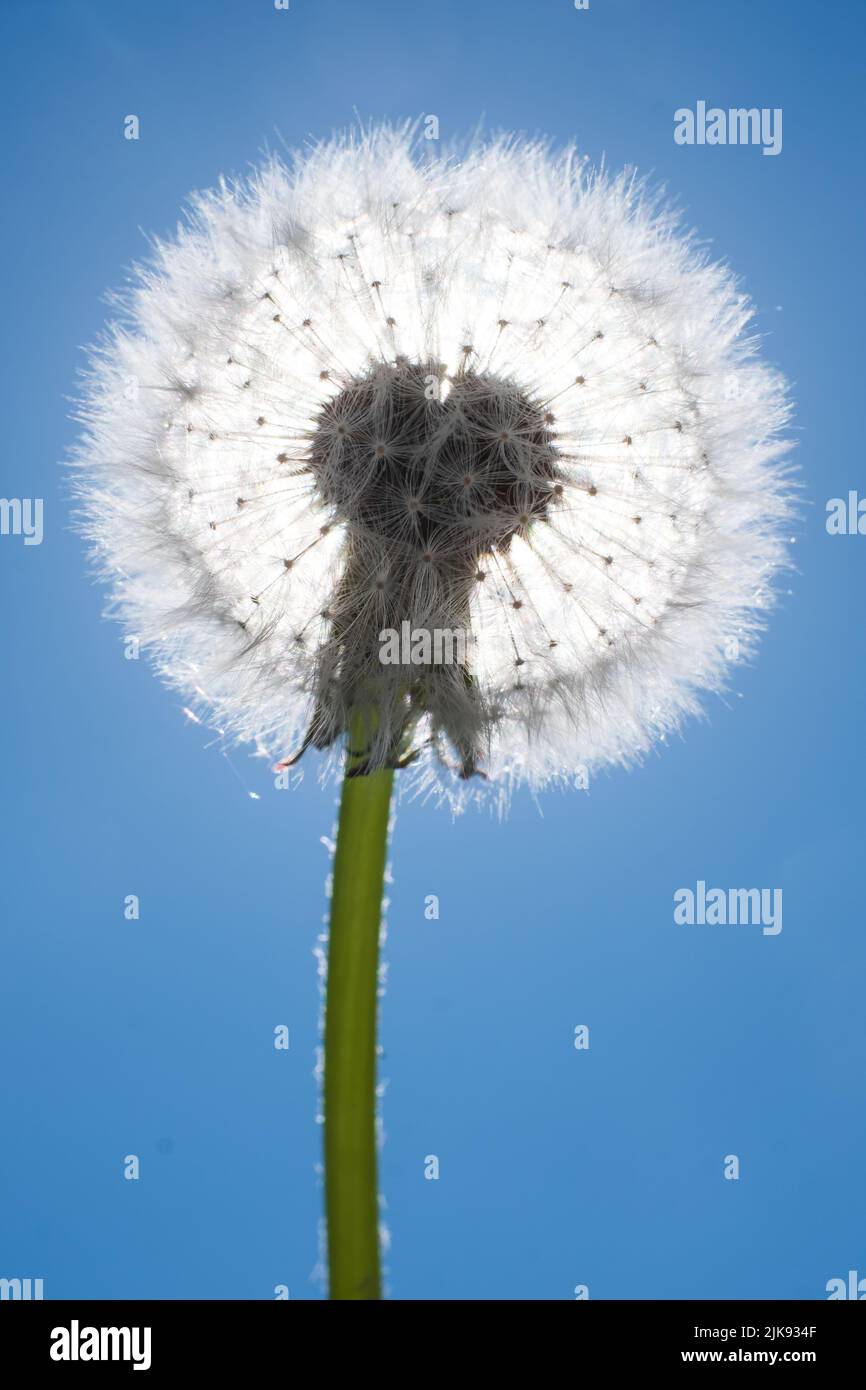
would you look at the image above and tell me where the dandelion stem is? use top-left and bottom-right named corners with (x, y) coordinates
top-left (324, 730), bottom-right (394, 1299)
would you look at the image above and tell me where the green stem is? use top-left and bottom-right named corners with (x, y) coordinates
top-left (324, 734), bottom-right (395, 1300)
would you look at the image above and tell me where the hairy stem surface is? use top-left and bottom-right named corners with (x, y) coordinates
top-left (324, 735), bottom-right (394, 1299)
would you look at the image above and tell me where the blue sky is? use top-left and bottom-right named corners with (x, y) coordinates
top-left (1, 0), bottom-right (864, 1299)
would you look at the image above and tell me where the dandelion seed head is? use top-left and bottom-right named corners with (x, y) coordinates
top-left (73, 122), bottom-right (794, 802)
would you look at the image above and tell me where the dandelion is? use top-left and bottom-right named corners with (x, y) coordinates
top-left (73, 123), bottom-right (794, 1299)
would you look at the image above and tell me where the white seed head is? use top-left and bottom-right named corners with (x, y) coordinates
top-left (73, 123), bottom-right (794, 803)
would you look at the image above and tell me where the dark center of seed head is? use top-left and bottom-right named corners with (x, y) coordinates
top-left (309, 361), bottom-right (562, 565)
